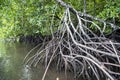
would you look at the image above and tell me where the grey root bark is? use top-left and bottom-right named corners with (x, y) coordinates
top-left (56, 0), bottom-right (119, 30)
top-left (24, 0), bottom-right (120, 80)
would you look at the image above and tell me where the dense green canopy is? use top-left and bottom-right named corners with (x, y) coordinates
top-left (0, 0), bottom-right (120, 38)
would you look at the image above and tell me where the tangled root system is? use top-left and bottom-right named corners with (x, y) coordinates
top-left (24, 1), bottom-right (120, 80)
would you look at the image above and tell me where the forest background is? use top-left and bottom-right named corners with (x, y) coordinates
top-left (0, 0), bottom-right (120, 39)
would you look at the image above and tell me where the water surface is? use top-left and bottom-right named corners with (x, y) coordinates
top-left (0, 41), bottom-right (74, 80)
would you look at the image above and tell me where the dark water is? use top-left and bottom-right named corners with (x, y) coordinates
top-left (0, 41), bottom-right (74, 80)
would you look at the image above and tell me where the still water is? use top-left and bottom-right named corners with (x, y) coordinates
top-left (0, 41), bottom-right (74, 80)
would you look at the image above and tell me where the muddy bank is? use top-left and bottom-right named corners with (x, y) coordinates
top-left (19, 29), bottom-right (120, 44)
top-left (19, 33), bottom-right (52, 45)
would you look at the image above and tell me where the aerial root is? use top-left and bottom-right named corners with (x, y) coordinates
top-left (24, 7), bottom-right (120, 80)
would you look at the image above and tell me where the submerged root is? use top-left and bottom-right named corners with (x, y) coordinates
top-left (24, 4), bottom-right (120, 80)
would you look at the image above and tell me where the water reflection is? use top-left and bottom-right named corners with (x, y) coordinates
top-left (0, 41), bottom-right (74, 80)
top-left (20, 65), bottom-right (32, 80)
top-left (0, 41), bottom-right (30, 80)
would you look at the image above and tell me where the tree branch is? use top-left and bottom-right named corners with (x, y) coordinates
top-left (56, 0), bottom-right (119, 29)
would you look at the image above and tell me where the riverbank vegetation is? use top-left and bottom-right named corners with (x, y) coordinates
top-left (1, 0), bottom-right (120, 80)
top-left (1, 0), bottom-right (120, 39)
